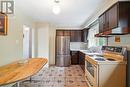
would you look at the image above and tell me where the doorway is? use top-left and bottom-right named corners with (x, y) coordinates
top-left (23, 25), bottom-right (32, 59)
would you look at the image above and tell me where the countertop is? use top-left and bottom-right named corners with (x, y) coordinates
top-left (79, 50), bottom-right (103, 55)
top-left (0, 58), bottom-right (48, 86)
top-left (79, 50), bottom-right (126, 64)
top-left (70, 49), bottom-right (87, 51)
top-left (71, 49), bottom-right (103, 56)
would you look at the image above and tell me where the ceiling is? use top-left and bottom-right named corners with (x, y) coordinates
top-left (16, 0), bottom-right (104, 28)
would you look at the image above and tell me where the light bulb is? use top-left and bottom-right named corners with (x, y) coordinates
top-left (52, 4), bottom-right (61, 15)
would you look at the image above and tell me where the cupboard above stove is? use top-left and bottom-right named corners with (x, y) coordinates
top-left (95, 1), bottom-right (130, 37)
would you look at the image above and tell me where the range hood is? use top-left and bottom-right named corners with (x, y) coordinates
top-left (95, 27), bottom-right (130, 37)
top-left (109, 27), bottom-right (130, 35)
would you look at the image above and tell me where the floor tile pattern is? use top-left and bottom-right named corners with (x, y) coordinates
top-left (20, 65), bottom-right (88, 87)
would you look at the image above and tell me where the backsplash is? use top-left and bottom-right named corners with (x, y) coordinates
top-left (70, 42), bottom-right (88, 51)
top-left (108, 34), bottom-right (130, 50)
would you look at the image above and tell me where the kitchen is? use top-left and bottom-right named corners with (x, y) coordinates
top-left (0, 0), bottom-right (130, 87)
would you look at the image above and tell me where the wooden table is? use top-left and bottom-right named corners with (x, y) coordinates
top-left (0, 58), bottom-right (48, 86)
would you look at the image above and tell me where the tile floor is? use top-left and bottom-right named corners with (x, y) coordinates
top-left (20, 65), bottom-right (88, 87)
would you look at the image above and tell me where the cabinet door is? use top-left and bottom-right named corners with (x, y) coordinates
top-left (76, 30), bottom-right (82, 42)
top-left (81, 53), bottom-right (85, 72)
top-left (56, 30), bottom-right (64, 36)
top-left (70, 30), bottom-right (75, 42)
top-left (108, 4), bottom-right (118, 29)
top-left (99, 16), bottom-right (103, 33)
top-left (82, 30), bottom-right (85, 42)
top-left (82, 29), bottom-right (88, 42)
top-left (70, 30), bottom-right (82, 42)
top-left (105, 11), bottom-right (109, 31)
top-left (79, 52), bottom-right (82, 66)
top-left (79, 52), bottom-right (85, 72)
top-left (99, 14), bottom-right (106, 33)
top-left (71, 51), bottom-right (79, 65)
top-left (99, 4), bottom-right (118, 33)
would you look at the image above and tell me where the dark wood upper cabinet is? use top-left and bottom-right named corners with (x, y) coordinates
top-left (99, 14), bottom-right (106, 33)
top-left (118, 2), bottom-right (130, 31)
top-left (97, 1), bottom-right (130, 37)
top-left (108, 4), bottom-right (118, 29)
top-left (82, 29), bottom-right (89, 42)
top-left (56, 30), bottom-right (82, 42)
top-left (70, 30), bottom-right (75, 41)
top-left (99, 4), bottom-right (118, 33)
top-left (70, 30), bottom-right (82, 42)
top-left (76, 30), bottom-right (82, 42)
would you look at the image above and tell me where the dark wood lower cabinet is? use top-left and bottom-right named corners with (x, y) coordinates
top-left (79, 52), bottom-right (85, 72)
top-left (71, 51), bottom-right (85, 72)
top-left (71, 51), bottom-right (79, 65)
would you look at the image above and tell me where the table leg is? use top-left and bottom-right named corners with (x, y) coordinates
top-left (29, 77), bottom-right (32, 82)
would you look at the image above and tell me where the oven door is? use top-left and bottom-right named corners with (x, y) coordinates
top-left (85, 61), bottom-right (97, 87)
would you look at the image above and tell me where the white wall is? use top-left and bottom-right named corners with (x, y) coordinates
top-left (49, 24), bottom-right (56, 65)
top-left (70, 42), bottom-right (88, 50)
top-left (0, 1), bottom-right (35, 86)
top-left (23, 26), bottom-right (30, 59)
top-left (32, 28), bottom-right (37, 57)
top-left (0, 1), bottom-right (34, 66)
top-left (0, 3), bottom-right (56, 67)
top-left (35, 22), bottom-right (56, 65)
top-left (35, 22), bottom-right (50, 59)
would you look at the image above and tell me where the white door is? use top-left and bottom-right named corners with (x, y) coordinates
top-left (23, 25), bottom-right (30, 59)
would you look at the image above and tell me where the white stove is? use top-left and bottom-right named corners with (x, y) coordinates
top-left (85, 46), bottom-right (127, 87)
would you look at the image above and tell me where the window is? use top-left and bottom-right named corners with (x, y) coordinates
top-left (98, 38), bottom-right (107, 46)
top-left (88, 23), bottom-right (107, 48)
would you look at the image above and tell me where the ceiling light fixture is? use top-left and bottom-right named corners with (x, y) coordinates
top-left (52, 0), bottom-right (61, 15)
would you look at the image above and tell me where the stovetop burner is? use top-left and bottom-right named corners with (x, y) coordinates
top-left (107, 58), bottom-right (116, 61)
